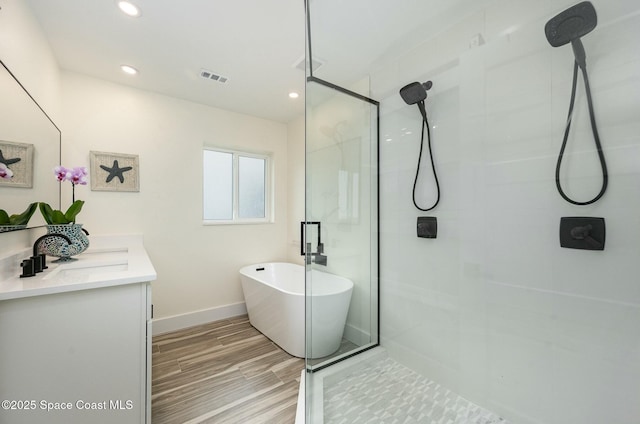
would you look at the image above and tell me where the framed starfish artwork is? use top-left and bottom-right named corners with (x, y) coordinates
top-left (0, 140), bottom-right (34, 188)
top-left (90, 151), bottom-right (139, 192)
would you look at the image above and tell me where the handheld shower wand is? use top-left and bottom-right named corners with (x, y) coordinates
top-left (400, 81), bottom-right (432, 121)
top-left (399, 80), bottom-right (440, 212)
top-left (545, 1), bottom-right (607, 205)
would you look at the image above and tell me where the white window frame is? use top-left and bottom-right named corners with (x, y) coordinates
top-left (203, 147), bottom-right (273, 225)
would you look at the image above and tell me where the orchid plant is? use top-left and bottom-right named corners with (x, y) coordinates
top-left (39, 166), bottom-right (88, 225)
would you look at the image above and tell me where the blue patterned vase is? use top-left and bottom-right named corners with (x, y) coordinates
top-left (39, 223), bottom-right (90, 262)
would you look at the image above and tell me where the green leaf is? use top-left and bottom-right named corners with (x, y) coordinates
top-left (0, 209), bottom-right (10, 225)
top-left (39, 201), bottom-right (84, 224)
top-left (51, 210), bottom-right (68, 224)
top-left (64, 200), bottom-right (84, 223)
top-left (39, 202), bottom-right (57, 224)
top-left (8, 202), bottom-right (38, 225)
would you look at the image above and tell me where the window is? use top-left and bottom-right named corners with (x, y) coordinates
top-left (203, 148), bottom-right (271, 224)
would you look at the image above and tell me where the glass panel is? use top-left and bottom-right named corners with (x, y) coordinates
top-left (238, 156), bottom-right (266, 219)
top-left (305, 76), bottom-right (379, 366)
top-left (202, 150), bottom-right (232, 220)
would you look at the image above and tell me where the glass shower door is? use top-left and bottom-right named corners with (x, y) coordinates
top-left (304, 76), bottom-right (379, 372)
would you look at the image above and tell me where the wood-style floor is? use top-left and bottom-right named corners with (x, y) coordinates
top-left (151, 315), bottom-right (304, 424)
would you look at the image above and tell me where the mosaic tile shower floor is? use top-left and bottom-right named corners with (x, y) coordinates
top-left (323, 357), bottom-right (508, 424)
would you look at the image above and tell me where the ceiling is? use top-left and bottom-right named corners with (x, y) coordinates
top-left (24, 0), bottom-right (306, 123)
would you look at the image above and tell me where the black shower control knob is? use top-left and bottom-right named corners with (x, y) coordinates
top-left (417, 216), bottom-right (437, 238)
top-left (570, 224), bottom-right (592, 240)
top-left (422, 81), bottom-right (433, 91)
top-left (569, 224), bottom-right (601, 248)
top-left (559, 217), bottom-right (605, 251)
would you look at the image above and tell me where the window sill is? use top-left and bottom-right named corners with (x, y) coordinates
top-left (203, 220), bottom-right (273, 226)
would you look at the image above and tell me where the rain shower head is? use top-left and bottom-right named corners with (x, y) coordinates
top-left (544, 1), bottom-right (597, 48)
top-left (399, 81), bottom-right (433, 106)
top-left (400, 81), bottom-right (433, 122)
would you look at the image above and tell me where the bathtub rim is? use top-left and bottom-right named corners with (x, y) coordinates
top-left (239, 262), bottom-right (353, 297)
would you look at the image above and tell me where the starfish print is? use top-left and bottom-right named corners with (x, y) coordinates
top-left (0, 149), bottom-right (21, 167)
top-left (100, 160), bottom-right (132, 183)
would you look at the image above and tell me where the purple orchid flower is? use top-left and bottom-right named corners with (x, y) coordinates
top-left (54, 165), bottom-right (70, 182)
top-left (54, 165), bottom-right (89, 204)
top-left (69, 167), bottom-right (88, 185)
top-left (0, 163), bottom-right (13, 179)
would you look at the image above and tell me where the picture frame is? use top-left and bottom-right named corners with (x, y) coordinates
top-left (0, 140), bottom-right (34, 188)
top-left (90, 151), bottom-right (140, 192)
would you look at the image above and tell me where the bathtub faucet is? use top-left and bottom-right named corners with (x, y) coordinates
top-left (307, 243), bottom-right (327, 266)
top-left (301, 221), bottom-right (327, 266)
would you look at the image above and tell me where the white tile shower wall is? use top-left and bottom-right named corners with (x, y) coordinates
top-left (374, 0), bottom-right (640, 423)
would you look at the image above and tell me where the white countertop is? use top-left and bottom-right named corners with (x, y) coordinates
top-left (0, 234), bottom-right (157, 301)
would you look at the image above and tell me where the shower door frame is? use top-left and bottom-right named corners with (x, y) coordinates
top-left (305, 75), bottom-right (381, 372)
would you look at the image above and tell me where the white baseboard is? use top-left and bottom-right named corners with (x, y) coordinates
top-left (152, 302), bottom-right (247, 336)
top-left (344, 323), bottom-right (371, 346)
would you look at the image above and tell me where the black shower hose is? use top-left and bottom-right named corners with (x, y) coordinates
top-left (555, 60), bottom-right (608, 205)
top-left (412, 106), bottom-right (440, 211)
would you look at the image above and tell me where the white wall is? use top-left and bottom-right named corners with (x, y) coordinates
top-left (61, 71), bottom-right (289, 321)
top-left (286, 115), bottom-right (305, 264)
top-left (370, 0), bottom-right (640, 423)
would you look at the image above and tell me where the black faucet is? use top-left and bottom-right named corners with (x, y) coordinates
top-left (312, 242), bottom-right (328, 266)
top-left (301, 221), bottom-right (328, 266)
top-left (30, 234), bottom-right (72, 273)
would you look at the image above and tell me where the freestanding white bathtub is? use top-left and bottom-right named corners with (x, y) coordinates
top-left (239, 262), bottom-right (353, 359)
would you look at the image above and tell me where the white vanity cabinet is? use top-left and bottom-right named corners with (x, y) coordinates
top-left (0, 235), bottom-right (156, 424)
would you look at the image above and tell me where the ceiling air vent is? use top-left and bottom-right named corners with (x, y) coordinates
top-left (200, 69), bottom-right (228, 84)
top-left (293, 55), bottom-right (324, 72)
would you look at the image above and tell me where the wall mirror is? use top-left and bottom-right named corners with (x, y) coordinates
top-left (0, 59), bottom-right (61, 233)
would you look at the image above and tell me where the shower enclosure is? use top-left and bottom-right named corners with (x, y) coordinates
top-left (304, 0), bottom-right (640, 423)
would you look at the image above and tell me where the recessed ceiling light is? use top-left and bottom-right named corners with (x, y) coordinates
top-left (120, 65), bottom-right (138, 75)
top-left (117, 1), bottom-right (141, 17)
top-left (289, 92), bottom-right (299, 99)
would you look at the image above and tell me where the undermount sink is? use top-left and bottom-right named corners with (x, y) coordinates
top-left (43, 262), bottom-right (129, 280)
top-left (43, 248), bottom-right (129, 281)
